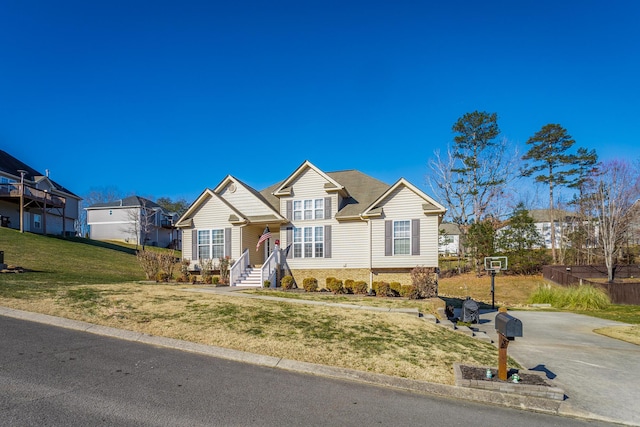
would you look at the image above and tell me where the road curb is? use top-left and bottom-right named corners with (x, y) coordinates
top-left (0, 305), bottom-right (623, 425)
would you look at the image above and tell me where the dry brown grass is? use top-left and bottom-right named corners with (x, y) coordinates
top-left (0, 282), bottom-right (503, 385)
top-left (594, 325), bottom-right (640, 346)
top-left (438, 273), bottom-right (549, 307)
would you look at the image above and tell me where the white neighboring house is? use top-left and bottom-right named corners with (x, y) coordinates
top-left (438, 223), bottom-right (461, 256)
top-left (86, 196), bottom-right (181, 249)
top-left (175, 160), bottom-right (446, 286)
top-left (529, 209), bottom-right (579, 249)
top-left (0, 149), bottom-right (81, 235)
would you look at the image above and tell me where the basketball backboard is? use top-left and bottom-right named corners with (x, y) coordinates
top-left (484, 256), bottom-right (508, 272)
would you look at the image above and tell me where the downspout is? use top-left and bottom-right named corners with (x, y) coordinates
top-left (362, 214), bottom-right (373, 290)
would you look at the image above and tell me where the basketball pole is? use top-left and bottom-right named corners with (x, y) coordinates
top-left (490, 269), bottom-right (496, 309)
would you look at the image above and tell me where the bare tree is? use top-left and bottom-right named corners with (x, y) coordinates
top-left (126, 197), bottom-right (159, 251)
top-left (428, 136), bottom-right (519, 255)
top-left (585, 160), bottom-right (640, 282)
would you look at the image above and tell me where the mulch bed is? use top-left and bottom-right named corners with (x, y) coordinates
top-left (459, 365), bottom-right (550, 386)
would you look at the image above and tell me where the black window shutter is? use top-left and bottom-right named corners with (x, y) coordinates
top-left (324, 197), bottom-right (331, 219)
top-left (324, 225), bottom-right (332, 258)
top-left (286, 200), bottom-right (293, 220)
top-left (286, 227), bottom-right (293, 259)
top-left (224, 227), bottom-right (231, 257)
top-left (411, 219), bottom-right (420, 255)
top-left (192, 229), bottom-right (198, 261)
top-left (385, 220), bottom-right (392, 256)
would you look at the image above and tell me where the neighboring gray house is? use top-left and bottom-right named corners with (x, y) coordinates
top-left (0, 149), bottom-right (81, 235)
top-left (86, 196), bottom-right (181, 249)
top-left (438, 223), bottom-right (462, 256)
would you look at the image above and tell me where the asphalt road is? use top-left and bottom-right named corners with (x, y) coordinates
top-left (0, 315), bottom-right (613, 427)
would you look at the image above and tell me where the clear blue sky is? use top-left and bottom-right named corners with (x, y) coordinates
top-left (2, 0), bottom-right (639, 205)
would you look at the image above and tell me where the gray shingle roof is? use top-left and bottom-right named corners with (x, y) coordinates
top-left (528, 209), bottom-right (576, 223)
top-left (257, 169), bottom-right (390, 218)
top-left (0, 149), bottom-right (79, 197)
top-left (87, 195), bottom-right (161, 209)
top-left (327, 170), bottom-right (390, 218)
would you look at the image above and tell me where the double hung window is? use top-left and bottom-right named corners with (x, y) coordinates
top-left (293, 226), bottom-right (323, 258)
top-left (293, 198), bottom-right (324, 221)
top-left (393, 220), bottom-right (411, 255)
top-left (198, 229), bottom-right (224, 260)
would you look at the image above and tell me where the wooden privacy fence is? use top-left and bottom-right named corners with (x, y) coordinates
top-left (543, 265), bottom-right (640, 305)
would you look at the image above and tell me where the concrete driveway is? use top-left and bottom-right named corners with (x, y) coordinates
top-left (475, 310), bottom-right (640, 425)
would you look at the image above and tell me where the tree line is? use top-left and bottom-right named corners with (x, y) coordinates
top-left (428, 111), bottom-right (640, 282)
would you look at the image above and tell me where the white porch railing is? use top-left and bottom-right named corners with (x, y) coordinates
top-left (229, 249), bottom-right (250, 286)
top-left (261, 248), bottom-right (279, 287)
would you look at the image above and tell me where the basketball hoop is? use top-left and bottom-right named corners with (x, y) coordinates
top-left (484, 256), bottom-right (508, 309)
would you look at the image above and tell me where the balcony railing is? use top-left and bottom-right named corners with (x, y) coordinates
top-left (0, 183), bottom-right (66, 208)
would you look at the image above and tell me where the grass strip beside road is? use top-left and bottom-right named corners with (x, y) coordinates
top-left (0, 282), bottom-right (504, 385)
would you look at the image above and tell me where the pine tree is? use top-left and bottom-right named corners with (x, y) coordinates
top-left (521, 124), bottom-right (578, 263)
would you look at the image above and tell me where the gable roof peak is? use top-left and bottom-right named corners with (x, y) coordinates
top-left (272, 160), bottom-right (346, 197)
top-left (361, 177), bottom-right (446, 217)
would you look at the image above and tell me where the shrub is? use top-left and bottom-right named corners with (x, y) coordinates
top-left (212, 276), bottom-right (220, 285)
top-left (263, 280), bottom-right (271, 288)
top-left (219, 256), bottom-right (232, 284)
top-left (155, 271), bottom-right (169, 282)
top-left (198, 258), bottom-right (214, 283)
top-left (411, 266), bottom-right (438, 298)
top-left (400, 284), bottom-right (416, 298)
top-left (180, 258), bottom-right (191, 282)
top-left (376, 282), bottom-right (391, 297)
top-left (503, 249), bottom-right (552, 275)
top-left (137, 250), bottom-right (160, 280)
top-left (191, 275), bottom-right (198, 284)
top-left (302, 277), bottom-right (318, 292)
top-left (281, 275), bottom-right (295, 290)
top-left (327, 279), bottom-right (344, 294)
top-left (371, 281), bottom-right (381, 293)
top-left (390, 282), bottom-right (402, 293)
top-left (204, 275), bottom-right (213, 285)
top-left (344, 279), bottom-right (355, 293)
top-left (158, 250), bottom-right (177, 281)
top-left (353, 281), bottom-right (369, 294)
top-left (326, 277), bottom-right (337, 288)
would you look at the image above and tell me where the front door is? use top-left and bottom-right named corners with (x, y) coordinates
top-left (263, 236), bottom-right (271, 261)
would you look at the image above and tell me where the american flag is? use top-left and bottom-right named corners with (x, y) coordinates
top-left (256, 226), bottom-right (271, 251)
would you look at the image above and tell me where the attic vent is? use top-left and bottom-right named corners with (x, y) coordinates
top-left (228, 183), bottom-right (236, 193)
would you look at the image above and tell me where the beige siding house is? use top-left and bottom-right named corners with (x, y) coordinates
top-left (176, 160), bottom-right (446, 287)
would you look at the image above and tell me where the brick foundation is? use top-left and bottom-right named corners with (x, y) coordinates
top-left (285, 268), bottom-right (432, 289)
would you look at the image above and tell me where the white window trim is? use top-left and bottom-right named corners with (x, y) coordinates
top-left (293, 198), bottom-right (324, 221)
top-left (393, 220), bottom-right (411, 255)
top-left (293, 226), bottom-right (324, 258)
top-left (197, 229), bottom-right (225, 260)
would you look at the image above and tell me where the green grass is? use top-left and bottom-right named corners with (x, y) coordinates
top-left (0, 227), bottom-right (146, 297)
top-left (573, 305), bottom-right (640, 324)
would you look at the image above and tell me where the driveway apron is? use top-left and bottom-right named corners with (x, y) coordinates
top-left (476, 310), bottom-right (640, 425)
